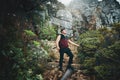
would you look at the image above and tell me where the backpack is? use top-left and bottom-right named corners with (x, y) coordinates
top-left (59, 34), bottom-right (68, 48)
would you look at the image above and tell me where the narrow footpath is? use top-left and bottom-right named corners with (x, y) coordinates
top-left (43, 41), bottom-right (95, 80)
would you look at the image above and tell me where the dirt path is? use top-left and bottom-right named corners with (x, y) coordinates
top-left (42, 41), bottom-right (94, 80)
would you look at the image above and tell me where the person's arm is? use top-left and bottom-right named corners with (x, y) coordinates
top-left (55, 35), bottom-right (61, 51)
top-left (68, 39), bottom-right (79, 47)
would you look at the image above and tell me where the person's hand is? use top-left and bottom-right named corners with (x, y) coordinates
top-left (76, 44), bottom-right (79, 47)
top-left (75, 44), bottom-right (79, 47)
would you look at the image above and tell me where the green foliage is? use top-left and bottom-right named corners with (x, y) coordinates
top-left (39, 25), bottom-right (57, 40)
top-left (40, 40), bottom-right (51, 54)
top-left (112, 23), bottom-right (120, 33)
top-left (36, 74), bottom-right (43, 80)
top-left (9, 42), bottom-right (47, 80)
top-left (24, 30), bottom-right (36, 37)
top-left (32, 40), bottom-right (41, 47)
top-left (78, 30), bottom-right (104, 60)
top-left (0, 0), bottom-right (60, 80)
top-left (78, 30), bottom-right (104, 76)
top-left (83, 58), bottom-right (96, 68)
top-left (12, 41), bottom-right (48, 80)
top-left (95, 64), bottom-right (113, 80)
top-left (78, 30), bottom-right (104, 49)
top-left (78, 26), bottom-right (120, 80)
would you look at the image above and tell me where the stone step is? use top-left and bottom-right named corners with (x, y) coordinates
top-left (47, 62), bottom-right (81, 70)
top-left (43, 66), bottom-right (93, 80)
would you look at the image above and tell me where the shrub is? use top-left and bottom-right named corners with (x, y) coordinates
top-left (39, 25), bottom-right (56, 40)
top-left (78, 26), bottom-right (120, 80)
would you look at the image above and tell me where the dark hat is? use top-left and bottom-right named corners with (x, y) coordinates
top-left (60, 27), bottom-right (65, 32)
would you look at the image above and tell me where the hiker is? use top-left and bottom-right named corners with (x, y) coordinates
top-left (56, 27), bottom-right (79, 71)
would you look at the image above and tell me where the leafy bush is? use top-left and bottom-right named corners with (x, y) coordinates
top-left (24, 30), bottom-right (36, 37)
top-left (78, 30), bottom-right (104, 75)
top-left (78, 25), bottom-right (120, 80)
top-left (78, 30), bottom-right (104, 49)
top-left (0, 27), bottom-right (48, 80)
top-left (9, 40), bottom-right (48, 80)
top-left (39, 25), bottom-right (57, 40)
top-left (32, 40), bottom-right (41, 47)
top-left (0, 0), bottom-right (59, 80)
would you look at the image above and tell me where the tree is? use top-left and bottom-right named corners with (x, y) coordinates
top-left (78, 23), bottom-right (120, 80)
top-left (0, 0), bottom-right (59, 80)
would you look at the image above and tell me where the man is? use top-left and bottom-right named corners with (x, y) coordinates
top-left (56, 27), bottom-right (79, 71)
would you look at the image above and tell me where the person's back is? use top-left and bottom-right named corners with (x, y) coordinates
top-left (59, 34), bottom-right (68, 49)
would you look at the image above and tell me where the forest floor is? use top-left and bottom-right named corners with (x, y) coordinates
top-left (42, 41), bottom-right (94, 80)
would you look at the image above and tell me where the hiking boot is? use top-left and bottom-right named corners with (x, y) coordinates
top-left (58, 68), bottom-right (63, 72)
top-left (66, 65), bottom-right (74, 71)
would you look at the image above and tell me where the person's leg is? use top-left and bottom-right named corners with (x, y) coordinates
top-left (59, 49), bottom-right (64, 70)
top-left (65, 48), bottom-right (74, 67)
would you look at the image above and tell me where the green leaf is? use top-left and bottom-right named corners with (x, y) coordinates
top-left (24, 30), bottom-right (36, 36)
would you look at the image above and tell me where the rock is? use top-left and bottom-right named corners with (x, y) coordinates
top-left (42, 41), bottom-right (92, 80)
top-left (68, 0), bottom-right (120, 33)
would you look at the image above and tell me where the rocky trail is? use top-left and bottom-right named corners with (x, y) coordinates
top-left (42, 41), bottom-right (95, 80)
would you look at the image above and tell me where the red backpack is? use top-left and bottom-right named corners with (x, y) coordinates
top-left (59, 34), bottom-right (68, 48)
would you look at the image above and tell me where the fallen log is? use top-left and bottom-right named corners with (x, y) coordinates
top-left (61, 68), bottom-right (74, 80)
